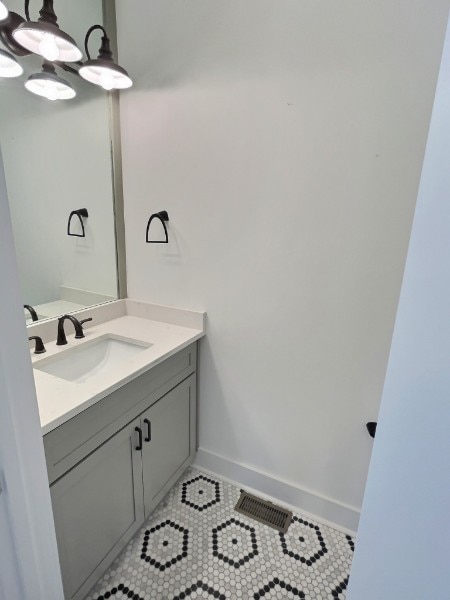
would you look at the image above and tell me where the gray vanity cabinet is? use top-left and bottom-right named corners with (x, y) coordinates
top-left (141, 374), bottom-right (195, 516)
top-left (44, 343), bottom-right (198, 600)
top-left (50, 418), bottom-right (145, 600)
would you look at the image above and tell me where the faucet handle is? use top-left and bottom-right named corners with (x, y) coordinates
top-left (74, 317), bottom-right (93, 339)
top-left (28, 336), bottom-right (46, 354)
top-left (80, 318), bottom-right (92, 326)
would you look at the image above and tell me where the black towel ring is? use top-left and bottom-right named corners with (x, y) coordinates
top-left (366, 422), bottom-right (377, 439)
top-left (67, 208), bottom-right (89, 237)
top-left (146, 210), bottom-right (169, 243)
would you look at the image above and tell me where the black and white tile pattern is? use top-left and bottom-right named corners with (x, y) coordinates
top-left (85, 468), bottom-right (354, 600)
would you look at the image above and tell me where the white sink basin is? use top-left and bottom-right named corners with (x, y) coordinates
top-left (34, 336), bottom-right (151, 384)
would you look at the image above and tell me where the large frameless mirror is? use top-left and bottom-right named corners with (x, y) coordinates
top-left (0, 0), bottom-right (126, 324)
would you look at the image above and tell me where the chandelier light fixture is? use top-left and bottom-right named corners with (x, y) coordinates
top-left (79, 25), bottom-right (132, 91)
top-left (0, 0), bottom-right (132, 100)
top-left (13, 0), bottom-right (82, 62)
top-left (25, 60), bottom-right (75, 100)
top-left (0, 1), bottom-right (8, 21)
top-left (0, 47), bottom-right (23, 77)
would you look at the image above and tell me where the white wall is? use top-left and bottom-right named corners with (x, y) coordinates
top-left (117, 0), bottom-right (450, 527)
top-left (347, 15), bottom-right (450, 599)
top-left (0, 0), bottom-right (117, 307)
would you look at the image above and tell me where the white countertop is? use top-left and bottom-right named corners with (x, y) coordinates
top-left (33, 308), bottom-right (205, 435)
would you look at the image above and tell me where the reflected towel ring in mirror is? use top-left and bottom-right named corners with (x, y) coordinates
top-left (146, 210), bottom-right (169, 244)
top-left (67, 208), bottom-right (88, 237)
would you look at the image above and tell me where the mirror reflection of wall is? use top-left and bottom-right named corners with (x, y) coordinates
top-left (0, 0), bottom-right (119, 322)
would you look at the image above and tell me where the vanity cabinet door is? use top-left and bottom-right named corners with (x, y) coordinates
top-left (141, 374), bottom-right (196, 516)
top-left (51, 418), bottom-right (145, 600)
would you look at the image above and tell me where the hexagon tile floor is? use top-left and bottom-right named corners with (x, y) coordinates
top-left (85, 467), bottom-right (354, 600)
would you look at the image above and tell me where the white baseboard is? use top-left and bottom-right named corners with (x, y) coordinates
top-left (194, 448), bottom-right (360, 535)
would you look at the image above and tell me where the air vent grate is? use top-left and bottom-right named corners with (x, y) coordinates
top-left (234, 491), bottom-right (293, 533)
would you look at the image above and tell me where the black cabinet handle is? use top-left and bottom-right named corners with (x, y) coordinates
top-left (135, 426), bottom-right (143, 451)
top-left (143, 418), bottom-right (151, 442)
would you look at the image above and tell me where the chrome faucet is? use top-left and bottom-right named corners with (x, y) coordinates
top-left (56, 314), bottom-right (92, 346)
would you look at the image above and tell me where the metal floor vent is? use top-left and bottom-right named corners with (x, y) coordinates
top-left (234, 491), bottom-right (293, 533)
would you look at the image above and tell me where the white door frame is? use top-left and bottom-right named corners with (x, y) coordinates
top-left (0, 147), bottom-right (64, 599)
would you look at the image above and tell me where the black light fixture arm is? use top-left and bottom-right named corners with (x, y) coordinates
top-left (41, 59), bottom-right (56, 75)
top-left (24, 0), bottom-right (58, 25)
top-left (84, 24), bottom-right (111, 61)
top-left (56, 61), bottom-right (81, 76)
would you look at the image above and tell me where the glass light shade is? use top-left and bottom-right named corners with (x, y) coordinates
top-left (25, 67), bottom-right (75, 101)
top-left (13, 21), bottom-right (82, 62)
top-left (79, 61), bottom-right (132, 90)
top-left (0, 1), bottom-right (8, 21)
top-left (0, 49), bottom-right (23, 77)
